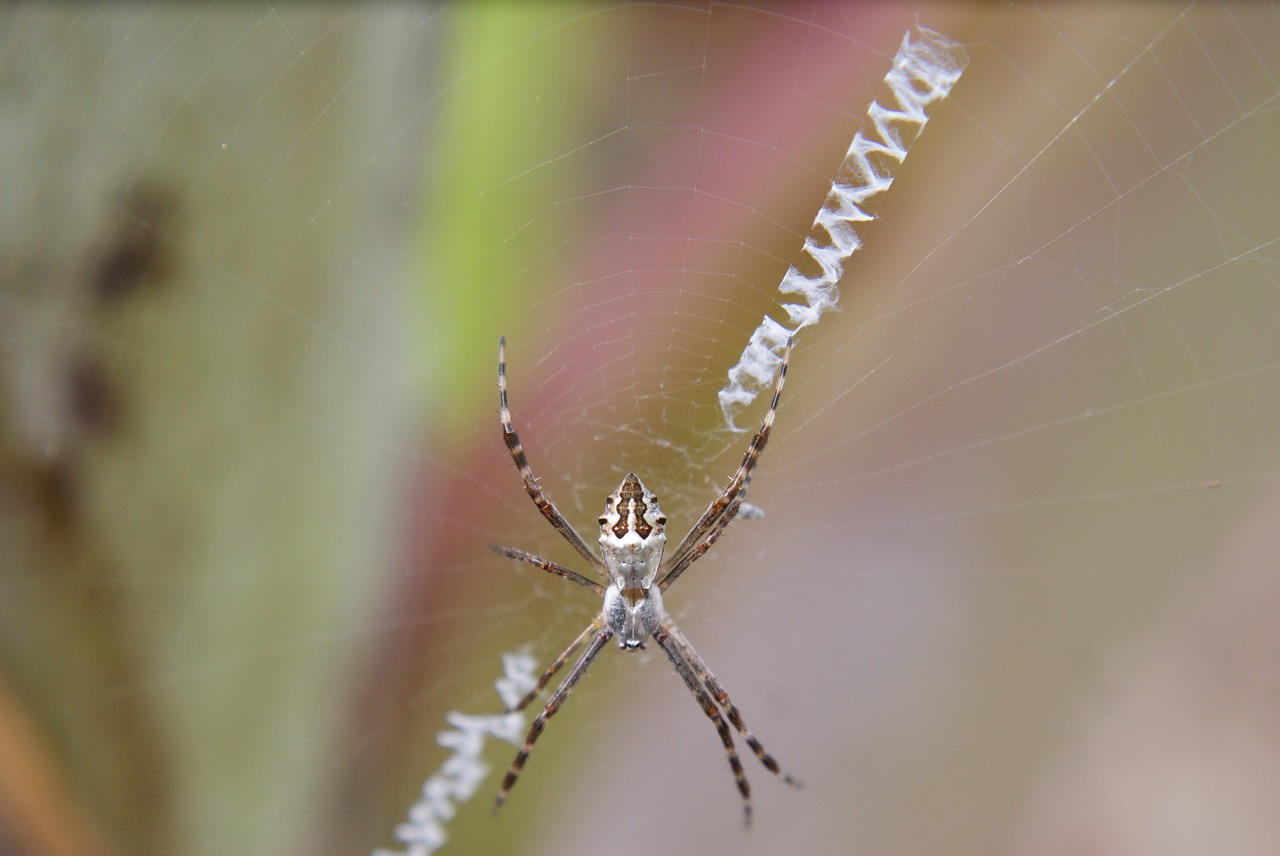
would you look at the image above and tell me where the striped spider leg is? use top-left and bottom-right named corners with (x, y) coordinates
top-left (497, 336), bottom-right (604, 574)
top-left (491, 336), bottom-right (798, 825)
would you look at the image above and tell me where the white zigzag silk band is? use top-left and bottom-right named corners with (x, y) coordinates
top-left (718, 26), bottom-right (969, 430)
top-left (373, 651), bottom-right (537, 856)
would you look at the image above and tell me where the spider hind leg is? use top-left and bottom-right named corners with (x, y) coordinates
top-left (653, 624), bottom-right (754, 827)
top-left (494, 621), bottom-right (613, 812)
top-left (655, 618), bottom-right (800, 826)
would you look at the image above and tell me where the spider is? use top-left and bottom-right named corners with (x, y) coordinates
top-left (491, 336), bottom-right (799, 825)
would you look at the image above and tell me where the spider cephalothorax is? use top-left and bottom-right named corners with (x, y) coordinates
top-left (491, 336), bottom-right (799, 825)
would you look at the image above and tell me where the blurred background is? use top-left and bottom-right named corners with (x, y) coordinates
top-left (2, 3), bottom-right (1279, 855)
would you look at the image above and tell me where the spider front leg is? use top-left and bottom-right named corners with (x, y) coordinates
top-left (498, 337), bottom-right (605, 574)
top-left (494, 620), bottom-right (613, 812)
top-left (660, 337), bottom-right (792, 590)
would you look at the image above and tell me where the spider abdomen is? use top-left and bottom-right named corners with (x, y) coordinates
top-left (598, 473), bottom-right (668, 592)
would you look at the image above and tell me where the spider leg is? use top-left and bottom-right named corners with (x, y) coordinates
top-left (491, 544), bottom-right (605, 595)
top-left (494, 620), bottom-right (613, 812)
top-left (653, 624), bottom-right (754, 828)
top-left (662, 619), bottom-right (800, 789)
top-left (507, 615), bottom-right (604, 713)
top-left (657, 496), bottom-right (741, 591)
top-left (498, 336), bottom-right (604, 573)
top-left (659, 338), bottom-right (792, 591)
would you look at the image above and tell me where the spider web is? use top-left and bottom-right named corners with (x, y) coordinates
top-left (3, 4), bottom-right (1280, 856)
